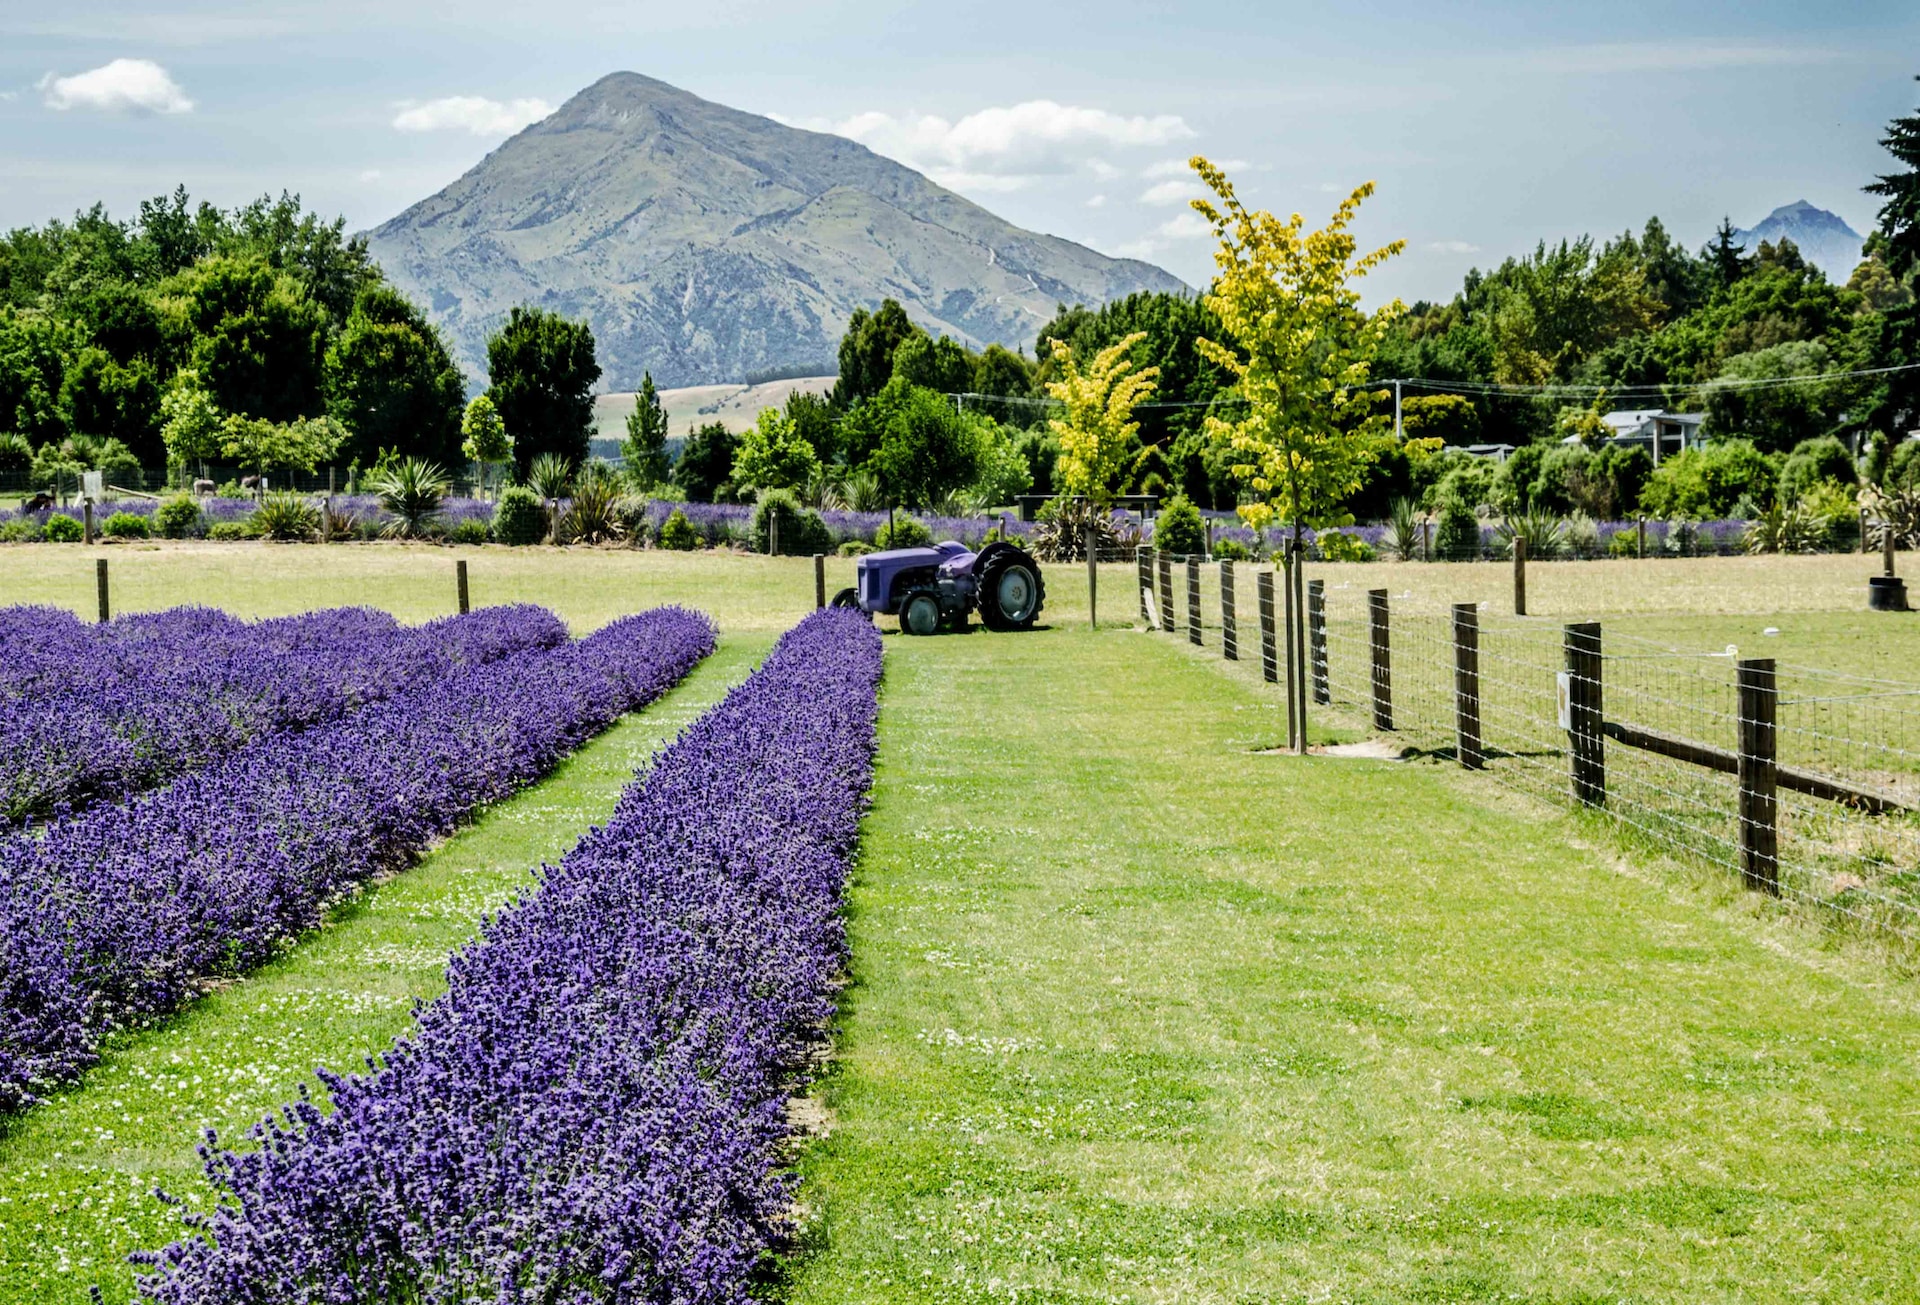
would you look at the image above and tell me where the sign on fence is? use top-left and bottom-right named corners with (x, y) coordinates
top-left (1555, 671), bottom-right (1573, 730)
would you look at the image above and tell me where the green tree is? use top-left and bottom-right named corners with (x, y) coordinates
top-left (848, 377), bottom-right (981, 507)
top-left (323, 284), bottom-right (465, 467)
top-left (1707, 217), bottom-right (1751, 291)
top-left (890, 332), bottom-right (974, 393)
top-left (732, 407), bottom-right (822, 492)
top-left (672, 421), bottom-right (737, 501)
top-left (62, 349), bottom-right (163, 466)
top-left (177, 256), bottom-right (328, 424)
top-left (0, 309), bottom-right (72, 443)
top-left (972, 344), bottom-right (1033, 398)
top-left (621, 372), bottom-right (671, 488)
top-left (831, 299), bottom-right (919, 407)
top-left (1867, 77), bottom-right (1920, 279)
top-left (461, 394), bottom-right (513, 496)
top-left (1189, 160), bottom-right (1409, 554)
top-left (158, 369), bottom-right (224, 479)
top-left (219, 412), bottom-right (345, 483)
top-left (1044, 332), bottom-right (1160, 506)
top-left (484, 306), bottom-right (600, 479)
top-left (783, 389), bottom-right (838, 466)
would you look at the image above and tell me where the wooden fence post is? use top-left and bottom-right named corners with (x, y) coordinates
top-left (769, 510), bottom-right (780, 557)
top-left (1137, 546), bottom-right (1152, 624)
top-left (1564, 621), bottom-right (1606, 807)
top-left (1737, 657), bottom-right (1780, 896)
top-left (1307, 578), bottom-right (1328, 704)
top-left (1453, 602), bottom-right (1482, 769)
top-left (1220, 560), bottom-right (1237, 660)
top-left (1860, 509), bottom-right (1870, 555)
top-left (1885, 519), bottom-right (1897, 577)
top-left (1187, 556), bottom-right (1202, 646)
top-left (1257, 569), bottom-right (1278, 685)
top-left (1367, 588), bottom-right (1392, 731)
top-left (456, 559), bottom-right (470, 614)
top-left (1086, 523), bottom-right (1098, 629)
top-left (1513, 535), bottom-right (1528, 616)
top-left (1636, 517), bottom-right (1646, 559)
top-left (1157, 553), bottom-right (1175, 633)
top-left (1292, 543), bottom-right (1309, 753)
top-left (1421, 519), bottom-right (1431, 563)
top-left (96, 558), bottom-right (110, 624)
top-left (814, 553), bottom-right (827, 609)
top-left (83, 501), bottom-right (95, 545)
top-left (1283, 546), bottom-right (1299, 747)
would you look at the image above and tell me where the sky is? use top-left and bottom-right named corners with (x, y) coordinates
top-left (2, 0), bottom-right (1917, 306)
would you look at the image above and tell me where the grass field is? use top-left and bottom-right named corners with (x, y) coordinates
top-left (2, 544), bottom-right (1919, 1301)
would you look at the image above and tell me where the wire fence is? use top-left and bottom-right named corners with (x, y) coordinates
top-left (1137, 547), bottom-right (1920, 946)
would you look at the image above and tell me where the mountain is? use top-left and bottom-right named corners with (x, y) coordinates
top-left (1732, 201), bottom-right (1866, 284)
top-left (364, 72), bottom-right (1189, 390)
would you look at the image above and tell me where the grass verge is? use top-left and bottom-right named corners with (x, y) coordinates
top-left (785, 622), bottom-right (1920, 1302)
top-left (0, 634), bottom-right (772, 1304)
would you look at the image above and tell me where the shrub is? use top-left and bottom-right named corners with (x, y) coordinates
top-left (1152, 494), bottom-right (1207, 556)
top-left (100, 511), bottom-right (152, 540)
top-left (369, 458), bottom-right (450, 539)
top-left (1318, 530), bottom-right (1376, 562)
top-left (656, 508), bottom-right (699, 551)
top-left (1888, 439), bottom-right (1920, 492)
top-left (447, 518), bottom-right (490, 546)
top-left (207, 520), bottom-right (258, 542)
top-left (1608, 528), bottom-right (1643, 558)
top-left (253, 492), bottom-right (319, 542)
top-left (1746, 502), bottom-right (1826, 554)
top-left (750, 489), bottom-right (833, 555)
top-left (42, 514), bottom-right (83, 543)
top-left (1433, 499), bottom-right (1480, 560)
top-left (493, 486), bottom-right (549, 546)
top-left (837, 539), bottom-right (875, 557)
top-left (1496, 507), bottom-right (1568, 560)
top-left (1637, 440), bottom-right (1774, 519)
top-left (556, 475), bottom-right (626, 545)
top-left (1211, 537), bottom-right (1251, 561)
top-left (154, 494), bottom-right (203, 539)
top-left (0, 521), bottom-right (34, 543)
top-left (874, 514), bottom-right (934, 551)
top-left (1777, 435), bottom-right (1857, 506)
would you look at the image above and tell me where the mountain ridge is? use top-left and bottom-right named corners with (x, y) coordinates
top-left (1732, 200), bottom-right (1865, 284)
top-left (364, 72), bottom-right (1188, 389)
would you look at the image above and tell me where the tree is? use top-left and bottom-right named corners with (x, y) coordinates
top-left (783, 389), bottom-right (838, 466)
top-left (848, 377), bottom-right (981, 507)
top-left (0, 309), bottom-right (72, 444)
top-left (831, 299), bottom-right (918, 407)
top-left (178, 256), bottom-right (329, 424)
top-left (158, 369), bottom-right (224, 479)
top-left (461, 394), bottom-right (513, 497)
top-left (1189, 160), bottom-right (1410, 555)
top-left (323, 284), bottom-right (465, 468)
top-left (732, 406), bottom-right (822, 492)
top-left (972, 344), bottom-right (1033, 398)
top-left (1044, 332), bottom-right (1160, 506)
top-left (218, 412), bottom-right (345, 483)
top-left (485, 306), bottom-right (600, 479)
top-left (1708, 217), bottom-right (1751, 291)
top-left (1867, 76), bottom-right (1920, 279)
top-left (621, 372), bottom-right (670, 488)
top-left (890, 332), bottom-right (974, 393)
top-left (672, 421), bottom-right (737, 501)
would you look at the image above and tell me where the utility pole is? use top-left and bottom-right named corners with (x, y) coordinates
top-left (1392, 379), bottom-right (1403, 443)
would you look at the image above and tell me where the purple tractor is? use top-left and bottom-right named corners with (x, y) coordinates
top-left (831, 540), bottom-right (1046, 635)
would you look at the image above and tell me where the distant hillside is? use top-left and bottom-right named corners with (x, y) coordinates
top-left (364, 72), bottom-right (1188, 389)
top-left (593, 376), bottom-right (837, 440)
top-left (1733, 201), bottom-right (1866, 283)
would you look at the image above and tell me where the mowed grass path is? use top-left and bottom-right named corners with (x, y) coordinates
top-left (0, 634), bottom-right (772, 1304)
top-left (788, 623), bottom-right (1920, 1302)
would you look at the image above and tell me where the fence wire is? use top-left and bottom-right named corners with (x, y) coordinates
top-left (1150, 552), bottom-right (1920, 945)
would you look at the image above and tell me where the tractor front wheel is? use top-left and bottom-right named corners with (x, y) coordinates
top-left (830, 587), bottom-right (860, 609)
top-left (900, 590), bottom-right (942, 636)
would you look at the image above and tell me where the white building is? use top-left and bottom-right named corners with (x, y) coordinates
top-left (1586, 410), bottom-right (1707, 465)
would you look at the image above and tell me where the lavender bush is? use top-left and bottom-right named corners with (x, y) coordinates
top-left (0, 606), bottom-right (716, 1112)
top-left (0, 604), bottom-right (569, 825)
top-left (132, 609), bottom-right (881, 1303)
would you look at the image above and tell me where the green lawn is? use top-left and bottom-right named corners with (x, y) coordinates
top-left (786, 622), bottom-right (1920, 1302)
top-left (0, 635), bottom-right (770, 1303)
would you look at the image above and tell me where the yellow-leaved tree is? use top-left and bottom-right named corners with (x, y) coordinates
top-left (1189, 158), bottom-right (1413, 556)
top-left (1045, 332), bottom-right (1160, 507)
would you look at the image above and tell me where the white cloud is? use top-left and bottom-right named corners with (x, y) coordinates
top-left (1086, 194), bottom-right (1107, 208)
top-left (39, 59), bottom-right (192, 114)
top-left (1426, 240), bottom-right (1481, 254)
top-left (820, 99), bottom-right (1194, 191)
top-left (392, 95), bottom-right (553, 137)
top-left (358, 168), bottom-right (383, 182)
top-left (1143, 156), bottom-right (1247, 179)
top-left (1140, 179), bottom-right (1197, 206)
top-left (1114, 210), bottom-right (1213, 259)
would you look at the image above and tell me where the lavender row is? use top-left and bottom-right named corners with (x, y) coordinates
top-left (0, 603), bottom-right (571, 825)
top-left (0, 606), bottom-right (717, 1113)
top-left (135, 609), bottom-right (882, 1303)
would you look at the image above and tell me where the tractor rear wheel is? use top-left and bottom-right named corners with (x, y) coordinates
top-left (977, 546), bottom-right (1045, 630)
top-left (900, 590), bottom-right (942, 636)
top-left (830, 587), bottom-right (860, 609)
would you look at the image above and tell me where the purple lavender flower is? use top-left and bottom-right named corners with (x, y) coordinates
top-left (131, 609), bottom-right (878, 1304)
top-left (0, 606), bottom-right (715, 1113)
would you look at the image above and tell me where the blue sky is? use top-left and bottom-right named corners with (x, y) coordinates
top-left (2, 0), bottom-right (1916, 305)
